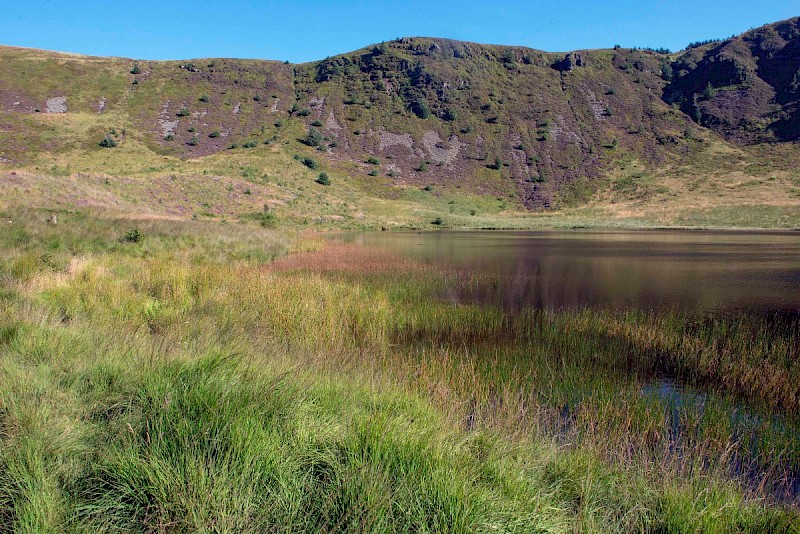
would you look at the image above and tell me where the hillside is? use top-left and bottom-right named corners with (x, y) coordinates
top-left (665, 17), bottom-right (800, 143)
top-left (0, 17), bottom-right (799, 228)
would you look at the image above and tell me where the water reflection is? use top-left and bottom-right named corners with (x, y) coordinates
top-left (333, 230), bottom-right (800, 313)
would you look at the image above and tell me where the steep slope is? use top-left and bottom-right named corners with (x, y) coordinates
top-left (0, 46), bottom-right (295, 160)
top-left (664, 17), bottom-right (800, 142)
top-left (0, 17), bottom-right (798, 224)
top-left (293, 39), bottom-right (693, 209)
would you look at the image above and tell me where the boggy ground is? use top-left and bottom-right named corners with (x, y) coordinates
top-left (0, 209), bottom-right (798, 532)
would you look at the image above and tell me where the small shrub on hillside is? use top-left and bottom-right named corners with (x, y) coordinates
top-left (368, 169), bottom-right (379, 176)
top-left (442, 108), bottom-right (458, 121)
top-left (130, 65), bottom-right (141, 74)
top-left (188, 137), bottom-right (199, 146)
top-left (303, 128), bottom-right (323, 147)
top-left (164, 134), bottom-right (174, 141)
top-left (416, 161), bottom-right (429, 172)
top-left (423, 185), bottom-right (433, 191)
top-left (297, 109), bottom-right (311, 117)
top-left (302, 157), bottom-right (319, 170)
top-left (199, 94), bottom-right (209, 102)
top-left (315, 172), bottom-right (331, 186)
top-left (367, 156), bottom-right (380, 165)
top-left (255, 205), bottom-right (277, 227)
top-left (703, 82), bottom-right (717, 100)
top-left (99, 135), bottom-right (117, 148)
top-left (243, 140), bottom-right (259, 148)
top-left (311, 120), bottom-right (323, 127)
top-left (660, 59), bottom-right (674, 81)
top-left (177, 107), bottom-right (190, 117)
top-left (431, 217), bottom-right (443, 226)
top-left (188, 127), bottom-right (196, 133)
top-left (123, 228), bottom-right (142, 243)
top-left (209, 130), bottom-right (221, 138)
top-left (411, 99), bottom-right (431, 119)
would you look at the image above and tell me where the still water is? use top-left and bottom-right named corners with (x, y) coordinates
top-left (334, 230), bottom-right (800, 313)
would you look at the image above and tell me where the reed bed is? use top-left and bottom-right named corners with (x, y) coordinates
top-left (0, 209), bottom-right (797, 531)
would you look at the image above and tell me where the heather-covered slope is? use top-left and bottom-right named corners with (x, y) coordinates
top-left (665, 17), bottom-right (800, 143)
top-left (293, 38), bottom-right (691, 209)
top-left (0, 17), bottom-right (798, 227)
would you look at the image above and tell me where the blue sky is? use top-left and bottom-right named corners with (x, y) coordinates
top-left (1, 1), bottom-right (797, 62)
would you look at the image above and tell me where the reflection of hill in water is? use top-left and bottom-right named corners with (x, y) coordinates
top-left (336, 230), bottom-right (800, 313)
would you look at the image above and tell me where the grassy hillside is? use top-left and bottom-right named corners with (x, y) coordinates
top-left (1, 17), bottom-right (799, 229)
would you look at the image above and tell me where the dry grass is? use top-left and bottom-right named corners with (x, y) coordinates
top-left (0, 209), bottom-right (797, 530)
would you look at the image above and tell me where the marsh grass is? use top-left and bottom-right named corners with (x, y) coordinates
top-left (0, 210), bottom-right (797, 531)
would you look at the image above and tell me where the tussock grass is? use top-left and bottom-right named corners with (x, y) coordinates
top-left (0, 209), bottom-right (797, 531)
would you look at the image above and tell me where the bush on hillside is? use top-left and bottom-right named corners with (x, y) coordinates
top-left (303, 128), bottom-right (324, 147)
top-left (442, 108), bottom-right (458, 121)
top-left (411, 99), bottom-right (431, 119)
top-left (123, 228), bottom-right (142, 243)
top-left (99, 135), bottom-right (117, 148)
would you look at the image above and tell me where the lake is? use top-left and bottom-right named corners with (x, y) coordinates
top-left (333, 230), bottom-right (800, 314)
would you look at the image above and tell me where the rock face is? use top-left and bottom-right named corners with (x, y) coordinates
top-left (45, 96), bottom-right (67, 113)
top-left (553, 52), bottom-right (587, 71)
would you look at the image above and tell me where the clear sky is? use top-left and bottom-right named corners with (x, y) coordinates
top-left (1, 1), bottom-right (797, 62)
